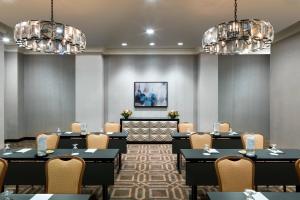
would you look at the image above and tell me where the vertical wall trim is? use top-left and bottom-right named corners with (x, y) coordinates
top-left (0, 42), bottom-right (5, 147)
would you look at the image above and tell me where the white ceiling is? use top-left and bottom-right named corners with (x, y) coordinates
top-left (0, 0), bottom-right (299, 49)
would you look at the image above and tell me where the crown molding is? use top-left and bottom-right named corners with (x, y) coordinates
top-left (274, 21), bottom-right (300, 43)
top-left (102, 48), bottom-right (199, 55)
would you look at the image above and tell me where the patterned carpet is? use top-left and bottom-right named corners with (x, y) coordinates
top-left (8, 142), bottom-right (295, 200)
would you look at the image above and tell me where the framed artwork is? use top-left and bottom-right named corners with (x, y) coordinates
top-left (134, 82), bottom-right (168, 107)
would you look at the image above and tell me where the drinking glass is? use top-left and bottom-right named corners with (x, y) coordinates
top-left (3, 144), bottom-right (12, 155)
top-left (57, 128), bottom-right (61, 136)
top-left (72, 144), bottom-right (79, 155)
top-left (204, 144), bottom-right (210, 152)
top-left (271, 144), bottom-right (277, 151)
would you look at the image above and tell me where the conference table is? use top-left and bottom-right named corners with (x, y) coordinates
top-left (171, 132), bottom-right (243, 173)
top-left (0, 148), bottom-right (119, 200)
top-left (1, 194), bottom-right (92, 200)
top-left (207, 192), bottom-right (300, 200)
top-left (47, 131), bottom-right (128, 172)
top-left (181, 149), bottom-right (300, 200)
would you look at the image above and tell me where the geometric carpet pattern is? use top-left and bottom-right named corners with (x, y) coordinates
top-left (8, 142), bottom-right (296, 200)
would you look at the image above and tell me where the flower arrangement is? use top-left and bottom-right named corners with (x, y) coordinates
top-left (168, 110), bottom-right (179, 119)
top-left (121, 109), bottom-right (132, 119)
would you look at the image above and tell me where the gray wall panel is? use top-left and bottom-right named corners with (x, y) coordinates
top-left (0, 43), bottom-right (4, 147)
top-left (218, 55), bottom-right (270, 138)
top-left (23, 55), bottom-right (75, 137)
top-left (104, 55), bottom-right (197, 124)
top-left (270, 33), bottom-right (300, 148)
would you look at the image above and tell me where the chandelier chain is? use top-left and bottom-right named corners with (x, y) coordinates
top-left (51, 0), bottom-right (54, 22)
top-left (234, 0), bottom-right (238, 22)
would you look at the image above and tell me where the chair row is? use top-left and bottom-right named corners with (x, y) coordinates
top-left (215, 156), bottom-right (300, 192)
top-left (0, 156), bottom-right (86, 194)
top-left (189, 133), bottom-right (264, 149)
top-left (178, 122), bottom-right (231, 133)
top-left (36, 133), bottom-right (110, 150)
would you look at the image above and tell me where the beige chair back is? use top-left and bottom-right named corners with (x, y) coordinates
top-left (190, 133), bottom-right (212, 149)
top-left (86, 134), bottom-right (109, 149)
top-left (0, 158), bottom-right (8, 190)
top-left (46, 156), bottom-right (85, 194)
top-left (36, 133), bottom-right (60, 150)
top-left (178, 122), bottom-right (194, 133)
top-left (215, 156), bottom-right (254, 192)
top-left (295, 159), bottom-right (300, 183)
top-left (104, 122), bottom-right (120, 133)
top-left (71, 122), bottom-right (81, 133)
top-left (241, 133), bottom-right (264, 149)
top-left (218, 122), bottom-right (231, 133)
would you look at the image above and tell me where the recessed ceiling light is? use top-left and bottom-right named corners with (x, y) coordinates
top-left (121, 42), bottom-right (128, 47)
top-left (149, 42), bottom-right (155, 46)
top-left (146, 28), bottom-right (155, 35)
top-left (2, 37), bottom-right (10, 43)
top-left (177, 42), bottom-right (183, 46)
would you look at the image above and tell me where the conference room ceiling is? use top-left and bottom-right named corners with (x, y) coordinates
top-left (0, 0), bottom-right (299, 49)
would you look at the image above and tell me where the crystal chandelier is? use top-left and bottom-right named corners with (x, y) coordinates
top-left (202, 0), bottom-right (274, 55)
top-left (14, 0), bottom-right (86, 54)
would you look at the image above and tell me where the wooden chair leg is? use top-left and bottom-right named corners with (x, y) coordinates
top-left (283, 185), bottom-right (287, 192)
top-left (15, 185), bottom-right (19, 193)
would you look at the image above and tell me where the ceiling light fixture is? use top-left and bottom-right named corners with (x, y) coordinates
top-left (149, 42), bottom-right (155, 46)
top-left (146, 28), bottom-right (155, 35)
top-left (202, 0), bottom-right (274, 55)
top-left (177, 42), bottom-right (183, 46)
top-left (121, 42), bottom-right (128, 46)
top-left (14, 0), bottom-right (86, 54)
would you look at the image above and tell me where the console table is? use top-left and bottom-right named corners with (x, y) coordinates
top-left (120, 117), bottom-right (179, 142)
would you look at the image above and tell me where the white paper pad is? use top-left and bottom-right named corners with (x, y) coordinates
top-left (207, 149), bottom-right (219, 154)
top-left (229, 131), bottom-right (239, 135)
top-left (244, 192), bottom-right (269, 200)
top-left (268, 149), bottom-right (283, 154)
top-left (203, 153), bottom-right (211, 156)
top-left (253, 192), bottom-right (269, 200)
top-left (210, 132), bottom-right (215, 135)
top-left (64, 131), bottom-right (72, 134)
top-left (106, 132), bottom-right (114, 135)
top-left (16, 148), bottom-right (32, 153)
top-left (30, 194), bottom-right (53, 200)
top-left (71, 153), bottom-right (79, 156)
top-left (3, 152), bottom-right (12, 155)
top-left (85, 149), bottom-right (97, 153)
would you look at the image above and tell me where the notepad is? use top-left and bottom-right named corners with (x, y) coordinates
top-left (244, 192), bottom-right (269, 200)
top-left (207, 149), bottom-right (219, 154)
top-left (30, 194), bottom-right (53, 200)
top-left (85, 149), bottom-right (97, 153)
top-left (229, 131), bottom-right (239, 135)
top-left (16, 148), bottom-right (32, 153)
top-left (268, 149), bottom-right (283, 154)
top-left (64, 131), bottom-right (72, 134)
top-left (106, 132), bottom-right (114, 135)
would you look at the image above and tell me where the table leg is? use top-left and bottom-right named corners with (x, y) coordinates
top-left (191, 185), bottom-right (197, 200)
top-left (296, 185), bottom-right (300, 192)
top-left (103, 185), bottom-right (108, 200)
top-left (118, 153), bottom-right (122, 174)
top-left (177, 153), bottom-right (181, 174)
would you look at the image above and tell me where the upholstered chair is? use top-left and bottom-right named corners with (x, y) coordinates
top-left (217, 122), bottom-right (231, 133)
top-left (71, 122), bottom-right (81, 133)
top-left (295, 159), bottom-right (300, 183)
top-left (215, 156), bottom-right (255, 192)
top-left (0, 158), bottom-right (8, 190)
top-left (46, 156), bottom-right (85, 194)
top-left (36, 133), bottom-right (60, 150)
top-left (190, 133), bottom-right (212, 149)
top-left (241, 133), bottom-right (264, 149)
top-left (104, 122), bottom-right (120, 133)
top-left (178, 122), bottom-right (194, 133)
top-left (86, 134), bottom-right (109, 149)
